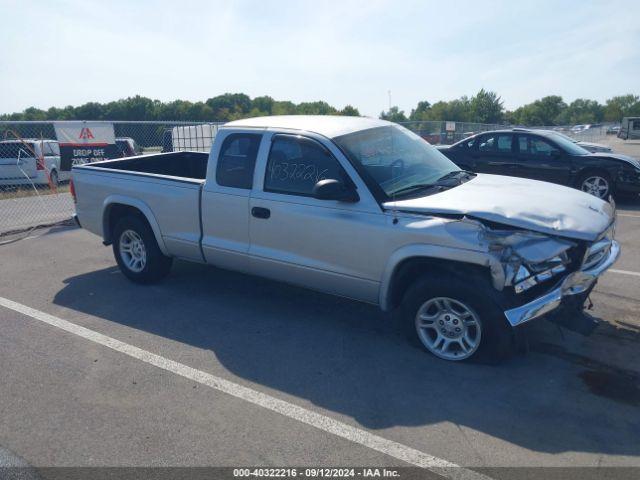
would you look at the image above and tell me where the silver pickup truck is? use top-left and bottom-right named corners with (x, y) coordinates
top-left (72, 116), bottom-right (620, 362)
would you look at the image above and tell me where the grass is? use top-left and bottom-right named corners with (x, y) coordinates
top-left (0, 183), bottom-right (70, 200)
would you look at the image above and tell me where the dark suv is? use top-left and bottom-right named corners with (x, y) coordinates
top-left (438, 128), bottom-right (640, 199)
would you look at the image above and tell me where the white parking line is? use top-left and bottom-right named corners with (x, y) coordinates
top-left (617, 213), bottom-right (640, 218)
top-left (0, 296), bottom-right (491, 480)
top-left (609, 268), bottom-right (640, 278)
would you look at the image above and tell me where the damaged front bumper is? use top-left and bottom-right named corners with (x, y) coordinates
top-left (504, 240), bottom-right (620, 327)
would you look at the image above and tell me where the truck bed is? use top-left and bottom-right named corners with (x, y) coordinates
top-left (73, 151), bottom-right (211, 263)
top-left (84, 151), bottom-right (209, 180)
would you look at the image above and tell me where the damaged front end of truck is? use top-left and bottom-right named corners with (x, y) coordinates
top-left (475, 218), bottom-right (619, 335)
top-left (384, 173), bottom-right (621, 336)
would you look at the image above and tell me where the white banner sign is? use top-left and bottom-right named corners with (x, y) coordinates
top-left (53, 121), bottom-right (117, 171)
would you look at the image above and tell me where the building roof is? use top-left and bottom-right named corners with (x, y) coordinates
top-left (224, 115), bottom-right (391, 138)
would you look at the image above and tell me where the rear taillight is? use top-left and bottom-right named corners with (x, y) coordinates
top-left (36, 157), bottom-right (44, 170)
top-left (70, 178), bottom-right (77, 203)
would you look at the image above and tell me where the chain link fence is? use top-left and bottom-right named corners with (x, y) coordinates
top-left (0, 118), bottom-right (626, 242)
top-left (0, 120), bottom-right (221, 241)
top-left (399, 121), bottom-right (508, 144)
top-left (519, 124), bottom-right (615, 143)
top-left (398, 121), bottom-right (617, 145)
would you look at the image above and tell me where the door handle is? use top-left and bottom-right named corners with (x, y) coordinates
top-left (251, 207), bottom-right (271, 219)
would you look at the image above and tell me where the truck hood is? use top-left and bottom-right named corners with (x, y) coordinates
top-left (588, 152), bottom-right (640, 169)
top-left (383, 174), bottom-right (614, 241)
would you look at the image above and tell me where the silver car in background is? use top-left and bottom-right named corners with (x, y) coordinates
top-left (0, 139), bottom-right (67, 187)
top-left (552, 131), bottom-right (613, 153)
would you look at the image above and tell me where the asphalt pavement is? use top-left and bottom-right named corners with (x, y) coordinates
top-left (0, 202), bottom-right (639, 480)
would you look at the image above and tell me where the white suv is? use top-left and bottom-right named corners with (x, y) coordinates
top-left (0, 139), bottom-right (69, 187)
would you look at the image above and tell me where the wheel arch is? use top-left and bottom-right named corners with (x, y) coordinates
top-left (575, 165), bottom-right (616, 186)
top-left (379, 244), bottom-right (501, 312)
top-left (101, 195), bottom-right (169, 256)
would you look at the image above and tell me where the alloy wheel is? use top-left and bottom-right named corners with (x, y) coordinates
top-left (581, 176), bottom-right (609, 198)
top-left (415, 297), bottom-right (482, 361)
top-left (119, 229), bottom-right (147, 273)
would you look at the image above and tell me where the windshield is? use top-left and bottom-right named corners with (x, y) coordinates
top-left (549, 132), bottom-right (590, 155)
top-left (333, 124), bottom-right (461, 199)
top-left (551, 131), bottom-right (576, 142)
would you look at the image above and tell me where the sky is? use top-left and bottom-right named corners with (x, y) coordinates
top-left (0, 0), bottom-right (639, 117)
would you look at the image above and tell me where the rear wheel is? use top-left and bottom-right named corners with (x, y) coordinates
top-left (402, 273), bottom-right (513, 363)
top-left (112, 215), bottom-right (172, 284)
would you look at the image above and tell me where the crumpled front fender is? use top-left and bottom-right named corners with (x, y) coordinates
top-left (379, 243), bottom-right (503, 311)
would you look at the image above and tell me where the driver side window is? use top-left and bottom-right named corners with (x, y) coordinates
top-left (265, 135), bottom-right (347, 196)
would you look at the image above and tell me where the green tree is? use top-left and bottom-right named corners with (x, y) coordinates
top-left (271, 101), bottom-right (297, 115)
top-left (5, 91), bottom-right (640, 124)
top-left (340, 105), bottom-right (360, 116)
top-left (205, 93), bottom-right (252, 120)
top-left (20, 107), bottom-right (47, 121)
top-left (187, 102), bottom-right (214, 121)
top-left (409, 101), bottom-right (432, 121)
top-left (160, 100), bottom-right (195, 121)
top-left (296, 101), bottom-right (337, 115)
top-left (252, 96), bottom-right (275, 115)
top-left (555, 98), bottom-right (604, 125)
top-left (604, 94), bottom-right (640, 122)
top-left (508, 95), bottom-right (567, 126)
top-left (379, 106), bottom-right (407, 122)
top-left (72, 102), bottom-right (105, 120)
top-left (430, 97), bottom-right (472, 122)
top-left (469, 89), bottom-right (504, 123)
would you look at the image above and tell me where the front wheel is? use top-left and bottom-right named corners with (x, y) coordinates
top-left (402, 273), bottom-right (513, 363)
top-left (112, 215), bottom-right (172, 284)
top-left (578, 171), bottom-right (612, 199)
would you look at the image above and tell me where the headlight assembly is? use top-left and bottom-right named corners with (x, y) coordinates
top-left (513, 254), bottom-right (569, 294)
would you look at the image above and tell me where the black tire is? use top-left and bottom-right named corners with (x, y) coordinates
top-left (576, 170), bottom-right (613, 200)
top-left (401, 272), bottom-right (514, 364)
top-left (112, 215), bottom-right (172, 284)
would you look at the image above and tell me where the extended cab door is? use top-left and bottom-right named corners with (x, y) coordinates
top-left (247, 132), bottom-right (383, 304)
top-left (473, 132), bottom-right (517, 176)
top-left (200, 130), bottom-right (264, 271)
top-left (515, 134), bottom-right (572, 185)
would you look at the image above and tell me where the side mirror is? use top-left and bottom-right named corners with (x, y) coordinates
top-left (312, 179), bottom-right (359, 203)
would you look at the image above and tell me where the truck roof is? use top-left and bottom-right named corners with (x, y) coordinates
top-left (224, 115), bottom-right (392, 138)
